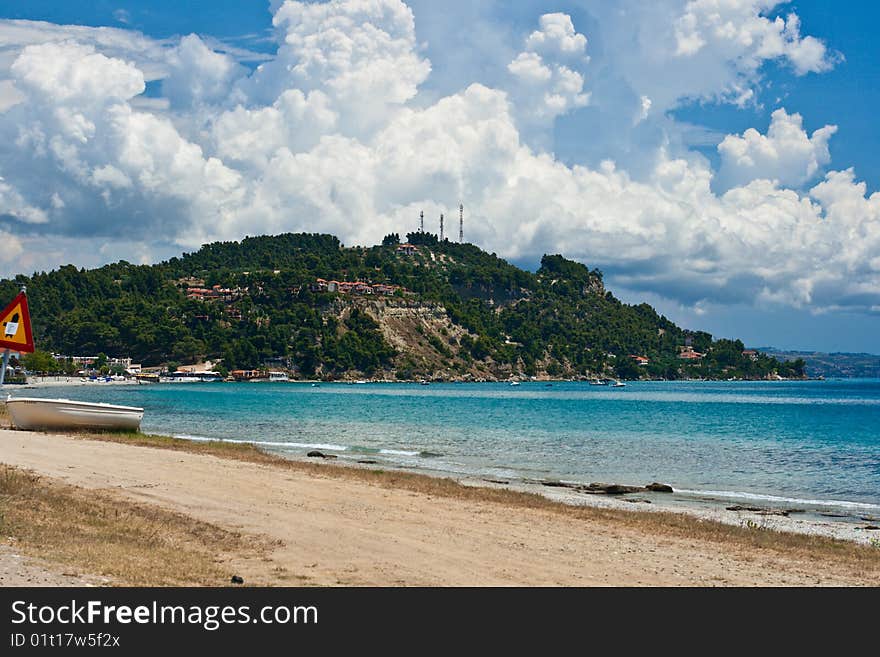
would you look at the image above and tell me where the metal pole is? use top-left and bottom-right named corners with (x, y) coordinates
top-left (0, 349), bottom-right (10, 386)
top-left (459, 203), bottom-right (464, 243)
top-left (0, 286), bottom-right (26, 387)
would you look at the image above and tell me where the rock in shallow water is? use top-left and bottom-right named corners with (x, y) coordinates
top-left (307, 451), bottom-right (337, 459)
top-left (540, 480), bottom-right (666, 495)
top-left (646, 482), bottom-right (674, 493)
top-left (602, 484), bottom-right (646, 495)
top-left (726, 505), bottom-right (798, 517)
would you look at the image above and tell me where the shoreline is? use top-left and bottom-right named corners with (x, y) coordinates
top-left (1, 427), bottom-right (878, 586)
top-left (15, 374), bottom-right (817, 388)
top-left (263, 446), bottom-right (880, 546)
top-left (164, 431), bottom-right (880, 545)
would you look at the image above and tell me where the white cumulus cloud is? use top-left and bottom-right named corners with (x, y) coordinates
top-left (0, 0), bottom-right (875, 319)
top-left (507, 13), bottom-right (589, 132)
top-left (239, 0), bottom-right (430, 136)
top-left (162, 34), bottom-right (246, 109)
top-left (525, 13), bottom-right (588, 57)
top-left (674, 0), bottom-right (837, 75)
top-left (717, 108), bottom-right (837, 189)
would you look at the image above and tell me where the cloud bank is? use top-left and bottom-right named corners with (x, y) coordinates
top-left (0, 0), bottom-right (876, 315)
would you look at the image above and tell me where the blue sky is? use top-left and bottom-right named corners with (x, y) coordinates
top-left (0, 1), bottom-right (877, 353)
top-left (0, 1), bottom-right (273, 43)
top-left (674, 1), bottom-right (880, 191)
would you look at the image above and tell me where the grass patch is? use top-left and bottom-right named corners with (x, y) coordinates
top-left (66, 429), bottom-right (880, 579)
top-left (0, 464), bottom-right (263, 586)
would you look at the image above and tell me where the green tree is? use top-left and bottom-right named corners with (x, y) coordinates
top-left (614, 356), bottom-right (642, 380)
top-left (22, 350), bottom-right (58, 373)
top-left (172, 336), bottom-right (207, 363)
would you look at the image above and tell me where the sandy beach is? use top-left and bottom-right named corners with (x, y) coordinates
top-left (1, 428), bottom-right (879, 586)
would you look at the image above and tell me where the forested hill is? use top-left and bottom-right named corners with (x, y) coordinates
top-left (0, 232), bottom-right (804, 381)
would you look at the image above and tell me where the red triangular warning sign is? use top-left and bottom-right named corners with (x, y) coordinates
top-left (0, 291), bottom-right (34, 353)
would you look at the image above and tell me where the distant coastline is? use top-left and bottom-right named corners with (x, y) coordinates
top-left (16, 372), bottom-right (820, 388)
top-left (759, 348), bottom-right (880, 379)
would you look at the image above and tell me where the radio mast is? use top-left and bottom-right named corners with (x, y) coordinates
top-left (459, 203), bottom-right (464, 243)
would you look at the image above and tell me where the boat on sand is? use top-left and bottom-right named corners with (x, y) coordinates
top-left (6, 396), bottom-right (143, 431)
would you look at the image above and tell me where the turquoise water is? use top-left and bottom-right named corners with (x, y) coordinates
top-left (21, 379), bottom-right (880, 510)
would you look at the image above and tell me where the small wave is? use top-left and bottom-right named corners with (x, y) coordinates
top-left (348, 446), bottom-right (380, 455)
top-left (346, 446), bottom-right (427, 457)
top-left (172, 434), bottom-right (348, 452)
top-left (676, 488), bottom-right (880, 510)
top-left (172, 434), bottom-right (433, 457)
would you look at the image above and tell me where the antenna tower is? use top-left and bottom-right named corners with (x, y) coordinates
top-left (419, 210), bottom-right (424, 233)
top-left (459, 203), bottom-right (464, 243)
top-left (440, 213), bottom-right (444, 241)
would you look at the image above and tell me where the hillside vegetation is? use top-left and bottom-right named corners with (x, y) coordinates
top-left (0, 232), bottom-right (804, 381)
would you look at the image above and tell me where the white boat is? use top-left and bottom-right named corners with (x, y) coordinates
top-left (6, 396), bottom-right (144, 431)
top-left (610, 380), bottom-right (626, 387)
top-left (160, 372), bottom-right (222, 383)
top-left (509, 381), bottom-right (521, 386)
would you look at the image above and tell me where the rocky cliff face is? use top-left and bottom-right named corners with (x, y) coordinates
top-left (322, 297), bottom-right (584, 381)
top-left (322, 298), bottom-right (476, 380)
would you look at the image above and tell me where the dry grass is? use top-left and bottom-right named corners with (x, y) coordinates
top-left (0, 463), bottom-right (265, 586)
top-left (73, 429), bottom-right (880, 579)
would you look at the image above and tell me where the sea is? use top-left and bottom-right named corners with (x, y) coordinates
top-left (20, 379), bottom-right (880, 521)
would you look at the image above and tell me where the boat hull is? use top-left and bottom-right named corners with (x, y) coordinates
top-left (6, 397), bottom-right (143, 431)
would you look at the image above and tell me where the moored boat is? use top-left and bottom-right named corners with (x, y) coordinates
top-left (6, 396), bottom-right (143, 431)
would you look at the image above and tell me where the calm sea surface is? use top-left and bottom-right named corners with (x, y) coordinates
top-left (22, 379), bottom-right (880, 510)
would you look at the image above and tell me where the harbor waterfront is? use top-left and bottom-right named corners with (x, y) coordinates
top-left (15, 379), bottom-right (880, 528)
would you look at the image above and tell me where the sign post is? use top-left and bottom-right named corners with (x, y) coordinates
top-left (0, 286), bottom-right (35, 386)
top-left (0, 350), bottom-right (10, 385)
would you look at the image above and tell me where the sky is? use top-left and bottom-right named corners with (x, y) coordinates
top-left (0, 1), bottom-right (877, 353)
